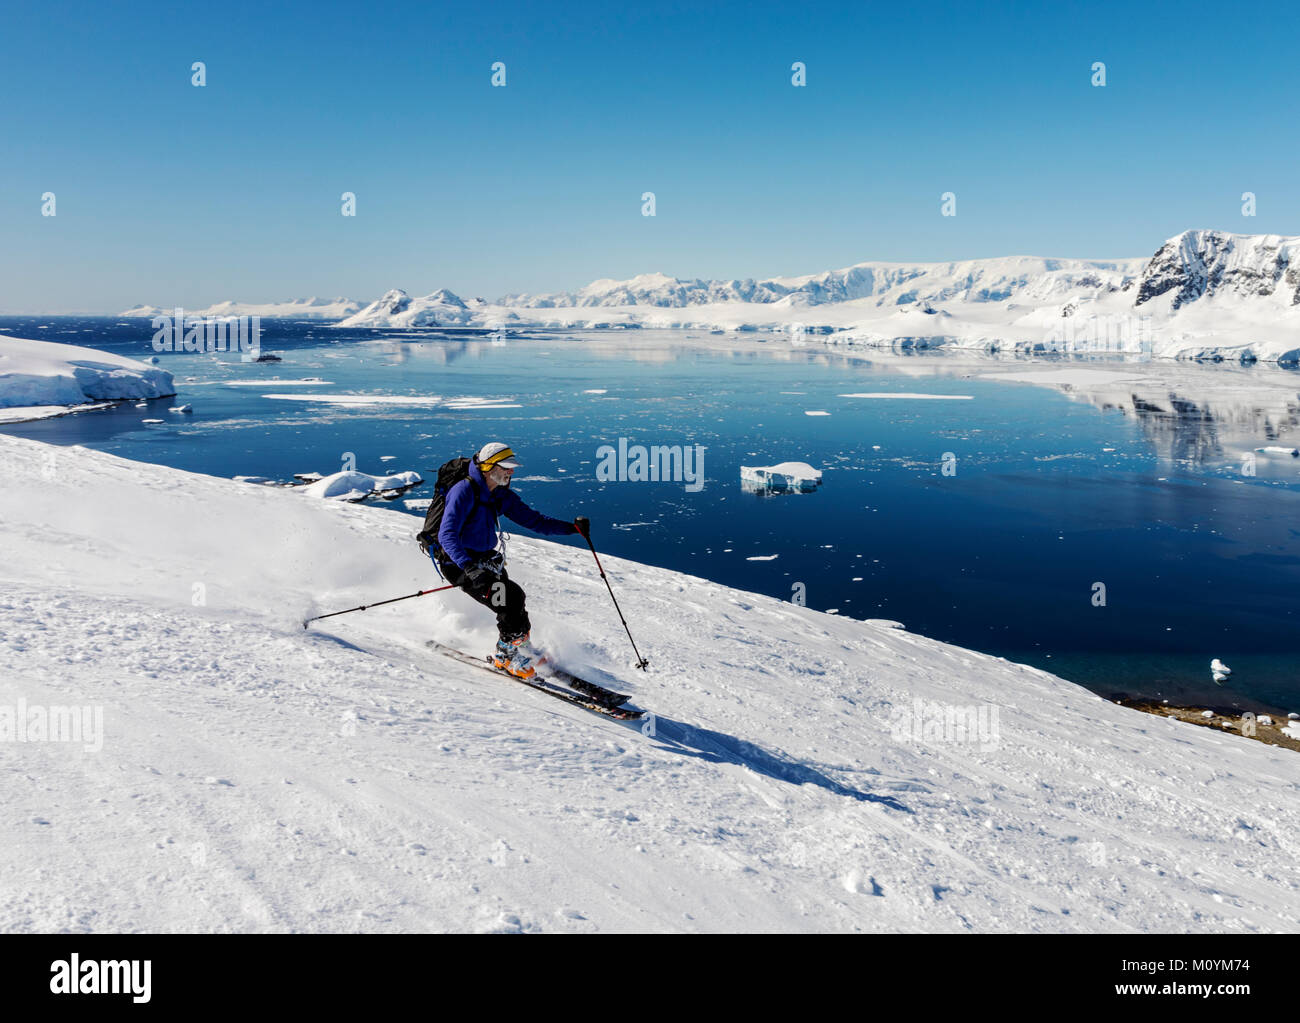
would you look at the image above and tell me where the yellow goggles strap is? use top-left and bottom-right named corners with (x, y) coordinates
top-left (481, 449), bottom-right (515, 471)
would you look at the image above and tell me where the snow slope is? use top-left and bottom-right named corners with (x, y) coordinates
top-left (3, 433), bottom-right (1296, 933)
top-left (0, 335), bottom-right (174, 410)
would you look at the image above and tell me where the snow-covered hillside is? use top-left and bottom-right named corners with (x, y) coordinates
top-left (1, 432), bottom-right (1296, 933)
top-left (0, 334), bottom-right (174, 413)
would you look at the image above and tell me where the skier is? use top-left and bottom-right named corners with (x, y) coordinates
top-left (424, 442), bottom-right (585, 679)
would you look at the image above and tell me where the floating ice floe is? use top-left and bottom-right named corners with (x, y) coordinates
top-left (740, 461), bottom-right (823, 495)
top-left (300, 469), bottom-right (423, 502)
top-left (141, 418), bottom-right (164, 424)
top-left (443, 402), bottom-right (523, 410)
top-left (1210, 658), bottom-right (1232, 684)
top-left (168, 404), bottom-right (193, 414)
top-left (838, 392), bottom-right (973, 400)
top-left (225, 379), bottom-right (332, 387)
top-left (262, 393), bottom-right (443, 405)
top-left (0, 402), bottom-right (114, 424)
top-left (1255, 446), bottom-right (1299, 456)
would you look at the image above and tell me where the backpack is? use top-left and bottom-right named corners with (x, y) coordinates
top-left (417, 457), bottom-right (474, 559)
top-left (418, 456), bottom-right (506, 562)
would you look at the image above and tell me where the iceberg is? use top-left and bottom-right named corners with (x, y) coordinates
top-left (300, 469), bottom-right (423, 502)
top-left (0, 334), bottom-right (174, 409)
top-left (740, 461), bottom-right (823, 495)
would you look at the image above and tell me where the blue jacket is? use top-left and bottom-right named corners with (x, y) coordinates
top-left (438, 459), bottom-right (575, 568)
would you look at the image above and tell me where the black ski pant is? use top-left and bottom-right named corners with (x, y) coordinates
top-left (438, 554), bottom-right (531, 643)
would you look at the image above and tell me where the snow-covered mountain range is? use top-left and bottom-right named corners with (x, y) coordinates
top-left (122, 230), bottom-right (1300, 362)
top-left (120, 297), bottom-right (363, 320)
top-left (496, 258), bottom-right (1142, 310)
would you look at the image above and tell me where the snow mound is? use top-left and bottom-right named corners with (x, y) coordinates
top-left (0, 335), bottom-right (174, 409)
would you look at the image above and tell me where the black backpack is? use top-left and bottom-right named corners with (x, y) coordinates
top-left (417, 457), bottom-right (474, 558)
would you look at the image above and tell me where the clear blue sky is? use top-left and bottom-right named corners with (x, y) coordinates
top-left (1, 0), bottom-right (1296, 311)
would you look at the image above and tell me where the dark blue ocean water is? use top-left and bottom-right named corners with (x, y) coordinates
top-left (4, 316), bottom-right (1300, 712)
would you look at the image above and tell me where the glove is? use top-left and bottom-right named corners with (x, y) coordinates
top-left (574, 516), bottom-right (590, 538)
top-left (462, 559), bottom-right (502, 590)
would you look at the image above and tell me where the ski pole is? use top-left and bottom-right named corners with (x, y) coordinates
top-left (574, 517), bottom-right (649, 670)
top-left (303, 583), bottom-right (458, 628)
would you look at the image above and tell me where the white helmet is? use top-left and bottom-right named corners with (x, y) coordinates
top-left (476, 441), bottom-right (520, 470)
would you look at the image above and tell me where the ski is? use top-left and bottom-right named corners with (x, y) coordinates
top-left (427, 641), bottom-right (643, 720)
top-left (532, 656), bottom-right (631, 708)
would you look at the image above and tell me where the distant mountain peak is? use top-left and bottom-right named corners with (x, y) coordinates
top-left (337, 287), bottom-right (473, 328)
top-left (1136, 229), bottom-right (1300, 310)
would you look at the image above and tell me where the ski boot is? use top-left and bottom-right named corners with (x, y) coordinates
top-left (491, 634), bottom-right (537, 679)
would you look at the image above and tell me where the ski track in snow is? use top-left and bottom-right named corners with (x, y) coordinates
top-left (0, 432), bottom-right (1298, 933)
